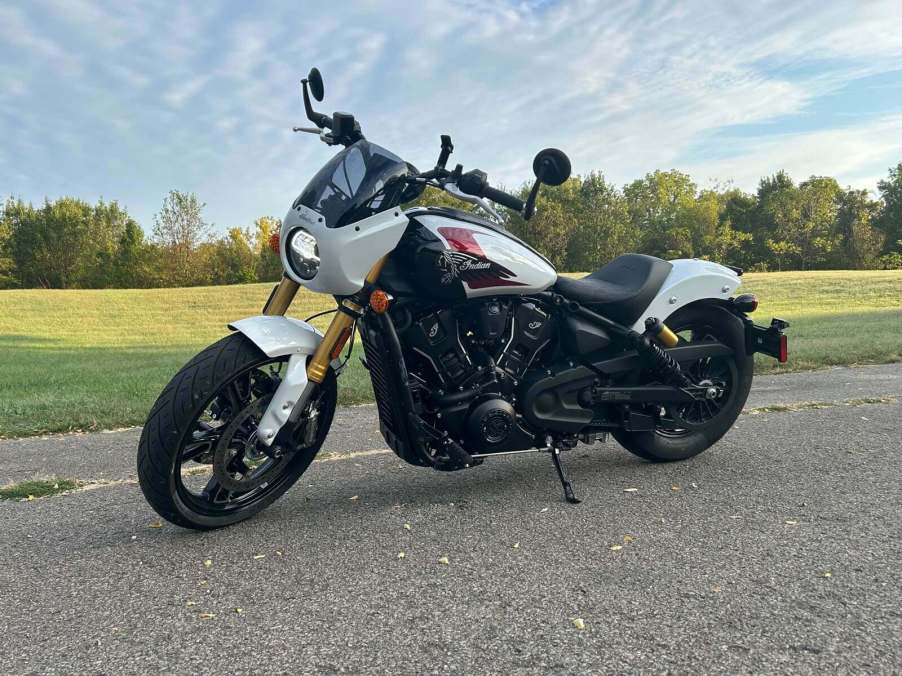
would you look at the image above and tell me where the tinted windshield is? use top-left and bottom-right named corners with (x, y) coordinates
top-left (295, 140), bottom-right (410, 228)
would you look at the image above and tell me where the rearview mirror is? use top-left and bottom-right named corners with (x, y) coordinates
top-left (308, 67), bottom-right (324, 102)
top-left (533, 148), bottom-right (571, 186)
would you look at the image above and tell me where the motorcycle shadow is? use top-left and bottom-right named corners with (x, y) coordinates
top-left (274, 441), bottom-right (711, 521)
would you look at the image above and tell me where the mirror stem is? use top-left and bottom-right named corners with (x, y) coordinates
top-left (523, 167), bottom-right (545, 221)
top-left (301, 79), bottom-right (331, 129)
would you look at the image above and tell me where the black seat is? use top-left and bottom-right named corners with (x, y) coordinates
top-left (553, 254), bottom-right (673, 326)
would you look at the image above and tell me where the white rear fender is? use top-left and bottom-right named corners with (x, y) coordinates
top-left (228, 315), bottom-right (323, 446)
top-left (632, 259), bottom-right (742, 331)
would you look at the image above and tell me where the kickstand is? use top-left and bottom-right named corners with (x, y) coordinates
top-left (551, 447), bottom-right (581, 504)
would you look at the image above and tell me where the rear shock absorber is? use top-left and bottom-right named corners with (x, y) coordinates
top-left (628, 331), bottom-right (691, 387)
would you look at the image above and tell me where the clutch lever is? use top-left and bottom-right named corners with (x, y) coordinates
top-left (292, 126), bottom-right (338, 146)
top-left (444, 182), bottom-right (502, 222)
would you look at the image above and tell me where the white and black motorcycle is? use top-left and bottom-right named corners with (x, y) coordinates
top-left (138, 68), bottom-right (789, 530)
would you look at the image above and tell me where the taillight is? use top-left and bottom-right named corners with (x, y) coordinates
top-left (778, 334), bottom-right (788, 363)
top-left (734, 294), bottom-right (758, 313)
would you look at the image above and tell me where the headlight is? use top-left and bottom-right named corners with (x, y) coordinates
top-left (287, 228), bottom-right (320, 280)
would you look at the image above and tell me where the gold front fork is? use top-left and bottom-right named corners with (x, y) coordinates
top-left (307, 256), bottom-right (387, 383)
top-left (262, 275), bottom-right (300, 316)
top-left (261, 259), bottom-right (388, 385)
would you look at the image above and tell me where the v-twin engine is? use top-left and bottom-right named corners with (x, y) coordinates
top-left (399, 299), bottom-right (554, 455)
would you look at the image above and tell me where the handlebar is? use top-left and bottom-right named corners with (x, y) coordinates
top-left (481, 185), bottom-right (524, 212)
top-left (457, 168), bottom-right (524, 213)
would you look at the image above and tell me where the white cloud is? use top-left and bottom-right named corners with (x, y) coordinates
top-left (3, 0), bottom-right (902, 228)
top-left (164, 76), bottom-right (209, 108)
top-left (0, 5), bottom-right (68, 63)
top-left (684, 114), bottom-right (902, 193)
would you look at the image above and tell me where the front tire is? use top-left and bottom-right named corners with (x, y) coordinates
top-left (612, 303), bottom-right (753, 463)
top-left (137, 333), bottom-right (336, 530)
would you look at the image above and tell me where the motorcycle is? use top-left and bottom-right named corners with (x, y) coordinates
top-left (138, 68), bottom-right (789, 530)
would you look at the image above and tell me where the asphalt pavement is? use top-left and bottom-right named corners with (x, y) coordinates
top-left (1, 364), bottom-right (900, 674)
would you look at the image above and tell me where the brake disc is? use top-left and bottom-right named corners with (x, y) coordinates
top-left (212, 396), bottom-right (288, 493)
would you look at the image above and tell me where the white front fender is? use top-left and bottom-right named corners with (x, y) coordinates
top-left (632, 259), bottom-right (742, 331)
top-left (228, 315), bottom-right (323, 446)
top-left (228, 315), bottom-right (322, 358)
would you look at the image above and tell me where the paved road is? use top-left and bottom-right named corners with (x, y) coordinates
top-left (1, 365), bottom-right (900, 674)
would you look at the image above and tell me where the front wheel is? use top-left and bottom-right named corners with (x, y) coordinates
top-left (137, 334), bottom-right (336, 530)
top-left (612, 303), bottom-right (753, 463)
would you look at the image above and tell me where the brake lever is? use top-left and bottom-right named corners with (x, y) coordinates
top-left (292, 126), bottom-right (322, 134)
top-left (444, 182), bottom-right (502, 222)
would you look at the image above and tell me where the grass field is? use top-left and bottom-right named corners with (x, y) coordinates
top-left (1, 270), bottom-right (899, 438)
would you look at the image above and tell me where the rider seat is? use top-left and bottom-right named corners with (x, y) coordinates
top-left (553, 254), bottom-right (673, 326)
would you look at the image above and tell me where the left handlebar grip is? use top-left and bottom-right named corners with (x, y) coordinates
top-left (482, 185), bottom-right (524, 212)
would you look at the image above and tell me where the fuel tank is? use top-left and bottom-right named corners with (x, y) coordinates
top-left (390, 207), bottom-right (557, 301)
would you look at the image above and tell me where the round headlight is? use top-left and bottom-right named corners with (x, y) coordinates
top-left (287, 228), bottom-right (320, 280)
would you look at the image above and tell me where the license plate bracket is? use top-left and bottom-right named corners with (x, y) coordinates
top-left (746, 318), bottom-right (789, 362)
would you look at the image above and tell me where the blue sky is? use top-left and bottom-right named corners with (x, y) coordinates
top-left (2, 0), bottom-right (902, 233)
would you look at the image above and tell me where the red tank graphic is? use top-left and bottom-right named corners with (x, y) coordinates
top-left (437, 226), bottom-right (526, 289)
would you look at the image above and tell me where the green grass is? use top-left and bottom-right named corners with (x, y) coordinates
top-left (0, 478), bottom-right (80, 500)
top-left (740, 270), bottom-right (902, 373)
top-left (0, 270), bottom-right (899, 438)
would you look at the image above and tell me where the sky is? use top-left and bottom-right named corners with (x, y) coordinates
top-left (2, 0), bottom-right (902, 233)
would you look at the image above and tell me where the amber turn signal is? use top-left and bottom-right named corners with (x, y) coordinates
top-left (370, 289), bottom-right (391, 314)
top-left (268, 232), bottom-right (281, 254)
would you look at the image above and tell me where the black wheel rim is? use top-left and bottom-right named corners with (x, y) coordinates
top-left (173, 357), bottom-right (333, 517)
top-left (655, 322), bottom-right (737, 438)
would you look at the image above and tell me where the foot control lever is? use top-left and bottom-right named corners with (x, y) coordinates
top-left (550, 447), bottom-right (581, 504)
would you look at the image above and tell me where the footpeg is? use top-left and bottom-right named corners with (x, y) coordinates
top-left (551, 447), bottom-right (581, 504)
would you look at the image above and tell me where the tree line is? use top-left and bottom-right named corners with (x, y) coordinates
top-left (2, 163), bottom-right (901, 289)
top-left (505, 164), bottom-right (902, 273)
top-left (0, 191), bottom-right (282, 289)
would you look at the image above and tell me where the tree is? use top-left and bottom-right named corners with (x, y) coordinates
top-left (110, 220), bottom-right (157, 287)
top-left (879, 241), bottom-right (902, 269)
top-left (876, 162), bottom-right (902, 254)
top-left (623, 170), bottom-right (697, 258)
top-left (0, 199), bottom-right (16, 288)
top-left (759, 175), bottom-right (841, 270)
top-left (85, 200), bottom-right (140, 287)
top-left (718, 188), bottom-right (760, 268)
top-left (507, 177), bottom-right (582, 270)
top-left (835, 188), bottom-right (883, 269)
top-left (738, 171), bottom-right (797, 270)
top-left (2, 196), bottom-right (139, 288)
top-left (566, 172), bottom-right (634, 270)
top-left (152, 190), bottom-right (211, 286)
top-left (253, 216), bottom-right (284, 282)
top-left (207, 227), bottom-right (258, 285)
top-left (6, 197), bottom-right (95, 288)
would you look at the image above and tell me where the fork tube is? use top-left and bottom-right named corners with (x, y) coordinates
top-left (306, 256), bottom-right (388, 384)
top-left (262, 275), bottom-right (300, 315)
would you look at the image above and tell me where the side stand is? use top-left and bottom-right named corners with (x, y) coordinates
top-left (551, 447), bottom-right (581, 504)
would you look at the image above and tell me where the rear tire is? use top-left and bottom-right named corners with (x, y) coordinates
top-left (612, 303), bottom-right (753, 463)
top-left (137, 333), bottom-right (336, 530)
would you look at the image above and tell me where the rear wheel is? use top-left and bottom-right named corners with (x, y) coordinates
top-left (612, 303), bottom-right (752, 462)
top-left (137, 334), bottom-right (336, 530)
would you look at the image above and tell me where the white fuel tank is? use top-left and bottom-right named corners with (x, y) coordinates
top-left (413, 213), bottom-right (557, 299)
